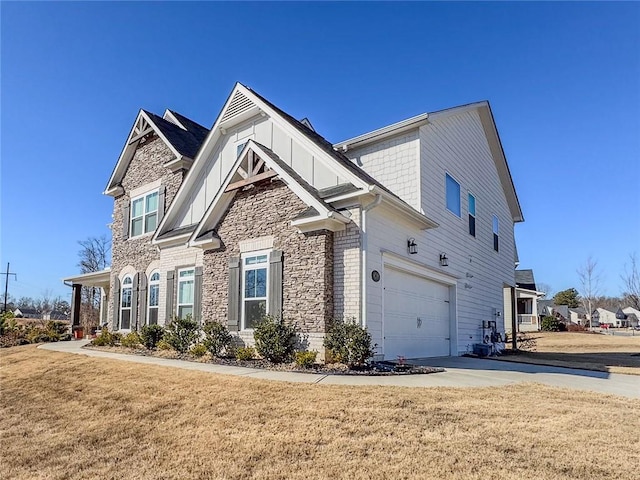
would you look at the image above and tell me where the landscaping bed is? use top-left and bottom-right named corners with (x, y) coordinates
top-left (83, 343), bottom-right (444, 375)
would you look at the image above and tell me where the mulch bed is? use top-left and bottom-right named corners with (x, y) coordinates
top-left (83, 344), bottom-right (444, 376)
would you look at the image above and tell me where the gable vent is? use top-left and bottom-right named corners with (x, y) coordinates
top-left (221, 91), bottom-right (256, 123)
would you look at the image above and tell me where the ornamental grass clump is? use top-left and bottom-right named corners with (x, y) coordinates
top-left (253, 315), bottom-right (297, 363)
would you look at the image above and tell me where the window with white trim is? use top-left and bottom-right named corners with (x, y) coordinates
top-left (468, 193), bottom-right (476, 237)
top-left (147, 271), bottom-right (160, 325)
top-left (120, 275), bottom-right (133, 330)
top-left (492, 215), bottom-right (499, 252)
top-left (177, 268), bottom-right (195, 319)
top-left (131, 190), bottom-right (159, 237)
top-left (236, 142), bottom-right (246, 158)
top-left (445, 174), bottom-right (461, 217)
top-left (242, 252), bottom-right (269, 329)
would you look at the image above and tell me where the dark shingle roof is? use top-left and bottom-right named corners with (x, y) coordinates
top-left (143, 111), bottom-right (208, 160)
top-left (292, 206), bottom-right (320, 221)
top-left (168, 110), bottom-right (209, 144)
top-left (317, 183), bottom-right (359, 199)
top-left (156, 224), bottom-right (197, 240)
top-left (515, 269), bottom-right (537, 291)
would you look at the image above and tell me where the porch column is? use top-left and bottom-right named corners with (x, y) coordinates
top-left (71, 284), bottom-right (82, 327)
top-left (510, 286), bottom-right (517, 350)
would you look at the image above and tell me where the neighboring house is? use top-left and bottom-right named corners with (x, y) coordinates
top-left (592, 307), bottom-right (617, 327)
top-left (568, 307), bottom-right (587, 325)
top-left (13, 308), bottom-right (42, 319)
top-left (43, 310), bottom-right (70, 321)
top-left (64, 83), bottom-right (524, 360)
top-left (538, 299), bottom-right (554, 319)
top-left (504, 269), bottom-right (544, 332)
top-left (622, 307), bottom-right (640, 327)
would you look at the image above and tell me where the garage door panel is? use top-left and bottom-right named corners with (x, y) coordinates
top-left (384, 267), bottom-right (451, 359)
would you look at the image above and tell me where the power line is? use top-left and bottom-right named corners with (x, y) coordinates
top-left (2, 263), bottom-right (18, 313)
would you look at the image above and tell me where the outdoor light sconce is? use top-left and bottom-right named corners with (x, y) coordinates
top-left (439, 253), bottom-right (449, 267)
top-left (407, 238), bottom-right (418, 255)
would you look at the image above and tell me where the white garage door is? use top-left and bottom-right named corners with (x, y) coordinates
top-left (384, 267), bottom-right (451, 359)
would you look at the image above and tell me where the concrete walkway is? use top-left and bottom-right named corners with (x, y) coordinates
top-left (39, 341), bottom-right (640, 399)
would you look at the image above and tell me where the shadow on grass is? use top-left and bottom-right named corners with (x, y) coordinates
top-left (406, 353), bottom-right (640, 379)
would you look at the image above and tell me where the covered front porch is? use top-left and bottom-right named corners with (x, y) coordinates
top-left (62, 269), bottom-right (111, 333)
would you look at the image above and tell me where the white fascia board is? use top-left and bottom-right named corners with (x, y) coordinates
top-left (237, 85), bottom-right (370, 191)
top-left (62, 268), bottom-right (111, 286)
top-left (334, 113), bottom-right (430, 151)
top-left (154, 84), bottom-right (243, 239)
top-left (162, 109), bottom-right (186, 130)
top-left (104, 110), bottom-right (183, 196)
top-left (291, 216), bottom-right (347, 233)
top-left (370, 186), bottom-right (439, 230)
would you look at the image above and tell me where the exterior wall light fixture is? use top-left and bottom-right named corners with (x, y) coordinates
top-left (439, 253), bottom-right (448, 266)
top-left (407, 238), bottom-right (418, 255)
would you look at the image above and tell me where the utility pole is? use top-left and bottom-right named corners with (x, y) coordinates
top-left (2, 263), bottom-right (17, 313)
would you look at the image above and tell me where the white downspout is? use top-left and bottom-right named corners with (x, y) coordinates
top-left (361, 192), bottom-right (382, 327)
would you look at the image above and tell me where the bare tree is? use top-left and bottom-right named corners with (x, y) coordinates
top-left (537, 282), bottom-right (552, 299)
top-left (77, 235), bottom-right (111, 328)
top-left (621, 253), bottom-right (640, 310)
top-left (577, 256), bottom-right (603, 328)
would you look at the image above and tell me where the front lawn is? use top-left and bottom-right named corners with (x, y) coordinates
top-left (1, 345), bottom-right (638, 480)
top-left (504, 331), bottom-right (640, 375)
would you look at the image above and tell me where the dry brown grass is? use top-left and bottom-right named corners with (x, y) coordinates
top-left (1, 345), bottom-right (638, 480)
top-left (505, 332), bottom-right (640, 375)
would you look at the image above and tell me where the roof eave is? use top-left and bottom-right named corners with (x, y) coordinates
top-left (335, 113), bottom-right (430, 151)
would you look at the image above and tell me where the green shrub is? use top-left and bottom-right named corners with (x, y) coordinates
top-left (202, 321), bottom-right (233, 357)
top-left (541, 316), bottom-right (565, 332)
top-left (324, 318), bottom-right (375, 366)
top-left (156, 339), bottom-right (173, 351)
top-left (121, 331), bottom-right (142, 348)
top-left (163, 315), bottom-right (199, 353)
top-left (91, 328), bottom-right (116, 347)
top-left (140, 324), bottom-right (165, 349)
top-left (235, 346), bottom-right (255, 361)
top-left (189, 343), bottom-right (208, 357)
top-left (253, 315), bottom-right (297, 363)
top-left (294, 350), bottom-right (318, 368)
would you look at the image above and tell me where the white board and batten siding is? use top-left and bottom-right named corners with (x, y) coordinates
top-left (176, 115), bottom-right (345, 228)
top-left (364, 108), bottom-right (516, 358)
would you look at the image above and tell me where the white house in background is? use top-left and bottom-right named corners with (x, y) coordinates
top-left (503, 269), bottom-right (545, 332)
top-left (64, 82), bottom-right (525, 360)
top-left (568, 307), bottom-right (587, 325)
top-left (592, 307), bottom-right (617, 327)
top-left (622, 307), bottom-right (640, 327)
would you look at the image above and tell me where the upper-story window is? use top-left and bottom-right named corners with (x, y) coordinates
top-left (177, 268), bottom-right (195, 319)
top-left (237, 142), bottom-right (246, 158)
top-left (242, 252), bottom-right (269, 329)
top-left (492, 215), bottom-right (499, 252)
top-left (131, 190), bottom-right (159, 237)
top-left (445, 174), bottom-right (461, 217)
top-left (468, 193), bottom-right (476, 237)
top-left (120, 275), bottom-right (133, 330)
top-left (147, 271), bottom-right (160, 325)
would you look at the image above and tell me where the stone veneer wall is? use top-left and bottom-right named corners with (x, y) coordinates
top-left (202, 179), bottom-right (334, 353)
top-left (107, 136), bottom-right (183, 328)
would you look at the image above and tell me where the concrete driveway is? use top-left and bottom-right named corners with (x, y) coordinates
top-left (39, 341), bottom-right (639, 399)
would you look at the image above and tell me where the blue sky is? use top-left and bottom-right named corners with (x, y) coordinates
top-left (1, 2), bottom-right (639, 303)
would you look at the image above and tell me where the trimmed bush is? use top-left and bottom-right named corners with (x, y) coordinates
top-left (140, 324), bottom-right (165, 349)
top-left (91, 328), bottom-right (117, 347)
top-left (202, 321), bottom-right (233, 357)
top-left (324, 318), bottom-right (375, 366)
top-left (156, 339), bottom-right (173, 351)
top-left (163, 315), bottom-right (199, 353)
top-left (121, 331), bottom-right (142, 348)
top-left (253, 315), bottom-right (297, 363)
top-left (235, 346), bottom-right (255, 361)
top-left (295, 350), bottom-right (318, 369)
top-left (189, 343), bottom-right (207, 357)
top-left (541, 316), bottom-right (564, 332)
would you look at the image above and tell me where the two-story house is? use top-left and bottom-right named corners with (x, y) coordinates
top-left (65, 83), bottom-right (524, 360)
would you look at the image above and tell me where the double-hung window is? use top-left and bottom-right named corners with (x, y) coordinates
top-left (242, 252), bottom-right (269, 329)
top-left (147, 271), bottom-right (160, 325)
top-left (492, 215), bottom-right (499, 252)
top-left (445, 174), bottom-right (461, 217)
top-left (120, 276), bottom-right (133, 330)
top-left (131, 190), bottom-right (159, 237)
top-left (468, 193), bottom-right (476, 237)
top-left (177, 268), bottom-right (195, 319)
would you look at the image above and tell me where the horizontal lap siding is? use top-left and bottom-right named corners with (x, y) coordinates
top-left (420, 110), bottom-right (515, 354)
